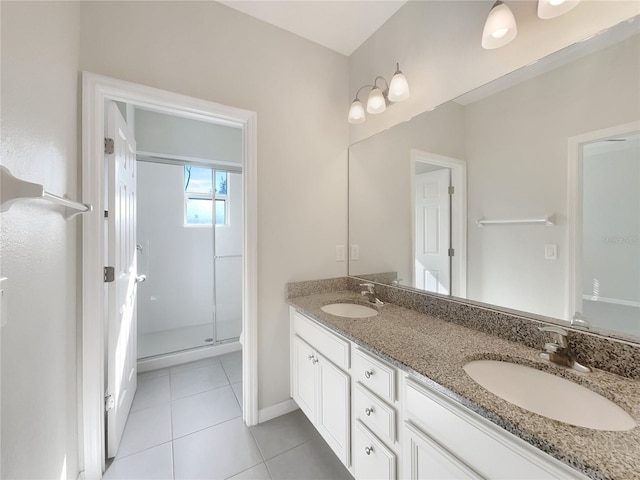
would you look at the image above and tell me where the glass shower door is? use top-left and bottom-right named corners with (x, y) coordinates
top-left (213, 171), bottom-right (243, 343)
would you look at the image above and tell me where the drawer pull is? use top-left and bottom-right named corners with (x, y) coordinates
top-left (365, 407), bottom-right (374, 416)
top-left (364, 370), bottom-right (374, 379)
top-left (365, 446), bottom-right (374, 455)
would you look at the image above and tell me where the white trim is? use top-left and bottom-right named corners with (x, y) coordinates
top-left (137, 342), bottom-right (241, 373)
top-left (81, 72), bottom-right (258, 479)
top-left (410, 150), bottom-right (467, 298)
top-left (258, 399), bottom-right (299, 423)
top-left (567, 121), bottom-right (640, 321)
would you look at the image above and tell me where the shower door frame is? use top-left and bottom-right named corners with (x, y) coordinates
top-left (81, 72), bottom-right (258, 478)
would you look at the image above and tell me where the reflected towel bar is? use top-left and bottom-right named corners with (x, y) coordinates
top-left (476, 215), bottom-right (555, 227)
top-left (1, 165), bottom-right (93, 220)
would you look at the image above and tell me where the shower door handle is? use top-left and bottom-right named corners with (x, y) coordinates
top-left (136, 274), bottom-right (147, 284)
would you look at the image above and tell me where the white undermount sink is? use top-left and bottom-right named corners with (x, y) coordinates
top-left (320, 303), bottom-right (379, 318)
top-left (463, 360), bottom-right (636, 431)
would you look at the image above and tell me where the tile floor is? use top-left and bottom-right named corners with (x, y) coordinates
top-left (104, 351), bottom-right (353, 480)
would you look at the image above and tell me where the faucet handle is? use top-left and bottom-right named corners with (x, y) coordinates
top-left (360, 283), bottom-right (375, 293)
top-left (538, 326), bottom-right (568, 348)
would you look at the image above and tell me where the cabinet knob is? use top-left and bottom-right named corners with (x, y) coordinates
top-left (308, 355), bottom-right (314, 361)
top-left (364, 370), bottom-right (374, 379)
top-left (365, 407), bottom-right (374, 416)
top-left (365, 446), bottom-right (374, 455)
top-left (312, 358), bottom-right (318, 364)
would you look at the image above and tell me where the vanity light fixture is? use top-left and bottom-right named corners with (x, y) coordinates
top-left (481, 0), bottom-right (518, 49)
top-left (348, 63), bottom-right (410, 124)
top-left (537, 0), bottom-right (580, 19)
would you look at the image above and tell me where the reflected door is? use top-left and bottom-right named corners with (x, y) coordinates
top-left (414, 169), bottom-right (451, 294)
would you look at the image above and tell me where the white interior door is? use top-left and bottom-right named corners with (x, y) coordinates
top-left (414, 169), bottom-right (451, 294)
top-left (106, 102), bottom-right (138, 458)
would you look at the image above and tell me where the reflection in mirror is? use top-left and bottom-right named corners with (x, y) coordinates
top-left (348, 17), bottom-right (640, 343)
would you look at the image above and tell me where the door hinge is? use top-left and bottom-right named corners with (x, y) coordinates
top-left (104, 266), bottom-right (115, 283)
top-left (448, 248), bottom-right (455, 257)
top-left (105, 394), bottom-right (114, 412)
top-left (104, 137), bottom-right (114, 155)
top-left (448, 185), bottom-right (455, 195)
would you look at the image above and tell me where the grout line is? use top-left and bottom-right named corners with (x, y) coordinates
top-left (170, 381), bottom-right (233, 403)
top-left (223, 461), bottom-right (268, 480)
top-left (111, 440), bottom-right (173, 462)
top-left (171, 414), bottom-right (243, 441)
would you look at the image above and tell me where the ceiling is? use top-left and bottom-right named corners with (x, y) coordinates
top-left (217, 0), bottom-right (408, 56)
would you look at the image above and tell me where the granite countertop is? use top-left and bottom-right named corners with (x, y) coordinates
top-left (287, 290), bottom-right (640, 480)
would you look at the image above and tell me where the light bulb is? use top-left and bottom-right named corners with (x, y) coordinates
top-left (388, 65), bottom-right (410, 102)
top-left (537, 0), bottom-right (580, 19)
top-left (367, 87), bottom-right (386, 114)
top-left (481, 1), bottom-right (517, 50)
top-left (491, 28), bottom-right (509, 39)
top-left (348, 99), bottom-right (365, 124)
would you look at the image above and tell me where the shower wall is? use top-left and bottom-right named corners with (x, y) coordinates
top-left (137, 161), bottom-right (215, 355)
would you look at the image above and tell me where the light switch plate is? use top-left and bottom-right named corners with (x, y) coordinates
top-left (351, 244), bottom-right (360, 261)
top-left (335, 245), bottom-right (345, 262)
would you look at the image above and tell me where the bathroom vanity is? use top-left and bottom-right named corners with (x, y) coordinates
top-left (288, 287), bottom-right (639, 480)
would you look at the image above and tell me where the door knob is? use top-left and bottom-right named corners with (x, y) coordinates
top-left (136, 274), bottom-right (147, 283)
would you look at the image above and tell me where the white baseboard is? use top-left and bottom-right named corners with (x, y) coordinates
top-left (137, 342), bottom-right (241, 372)
top-left (258, 399), bottom-right (299, 423)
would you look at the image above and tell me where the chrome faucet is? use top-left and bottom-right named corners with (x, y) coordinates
top-left (360, 283), bottom-right (384, 306)
top-left (538, 326), bottom-right (591, 373)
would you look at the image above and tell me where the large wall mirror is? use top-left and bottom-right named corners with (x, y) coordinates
top-left (349, 16), bottom-right (639, 343)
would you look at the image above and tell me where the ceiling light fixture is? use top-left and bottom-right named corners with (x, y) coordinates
top-left (537, 0), bottom-right (581, 19)
top-left (481, 1), bottom-right (518, 49)
top-left (348, 63), bottom-right (410, 124)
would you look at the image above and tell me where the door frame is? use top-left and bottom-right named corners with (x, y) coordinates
top-left (81, 72), bottom-right (258, 478)
top-left (566, 120), bottom-right (639, 322)
top-left (410, 149), bottom-right (467, 298)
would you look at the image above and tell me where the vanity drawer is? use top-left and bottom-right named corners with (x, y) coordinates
top-left (353, 420), bottom-right (396, 480)
top-left (353, 348), bottom-right (396, 402)
top-left (292, 309), bottom-right (349, 370)
top-left (354, 382), bottom-right (397, 443)
top-left (405, 377), bottom-right (587, 479)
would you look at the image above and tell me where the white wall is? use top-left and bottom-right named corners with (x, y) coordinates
top-left (349, 0), bottom-right (640, 144)
top-left (78, 1), bottom-right (349, 410)
top-left (135, 108), bottom-right (242, 164)
top-left (0, 2), bottom-right (80, 478)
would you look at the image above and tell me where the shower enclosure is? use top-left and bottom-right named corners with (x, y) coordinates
top-left (136, 161), bottom-right (243, 358)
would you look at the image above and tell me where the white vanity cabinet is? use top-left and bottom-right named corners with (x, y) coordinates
top-left (352, 348), bottom-right (399, 480)
top-left (403, 377), bottom-right (589, 480)
top-left (290, 309), bottom-right (350, 466)
top-left (289, 306), bottom-right (589, 480)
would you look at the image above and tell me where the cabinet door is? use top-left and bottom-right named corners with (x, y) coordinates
top-left (403, 422), bottom-right (480, 480)
top-left (291, 335), bottom-right (317, 422)
top-left (354, 420), bottom-right (396, 480)
top-left (317, 353), bottom-right (350, 465)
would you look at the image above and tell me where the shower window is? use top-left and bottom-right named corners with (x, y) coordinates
top-left (184, 166), bottom-right (228, 226)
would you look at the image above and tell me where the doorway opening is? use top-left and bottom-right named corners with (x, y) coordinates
top-left (82, 73), bottom-right (258, 478)
top-left (410, 149), bottom-right (467, 298)
top-left (568, 122), bottom-right (640, 338)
